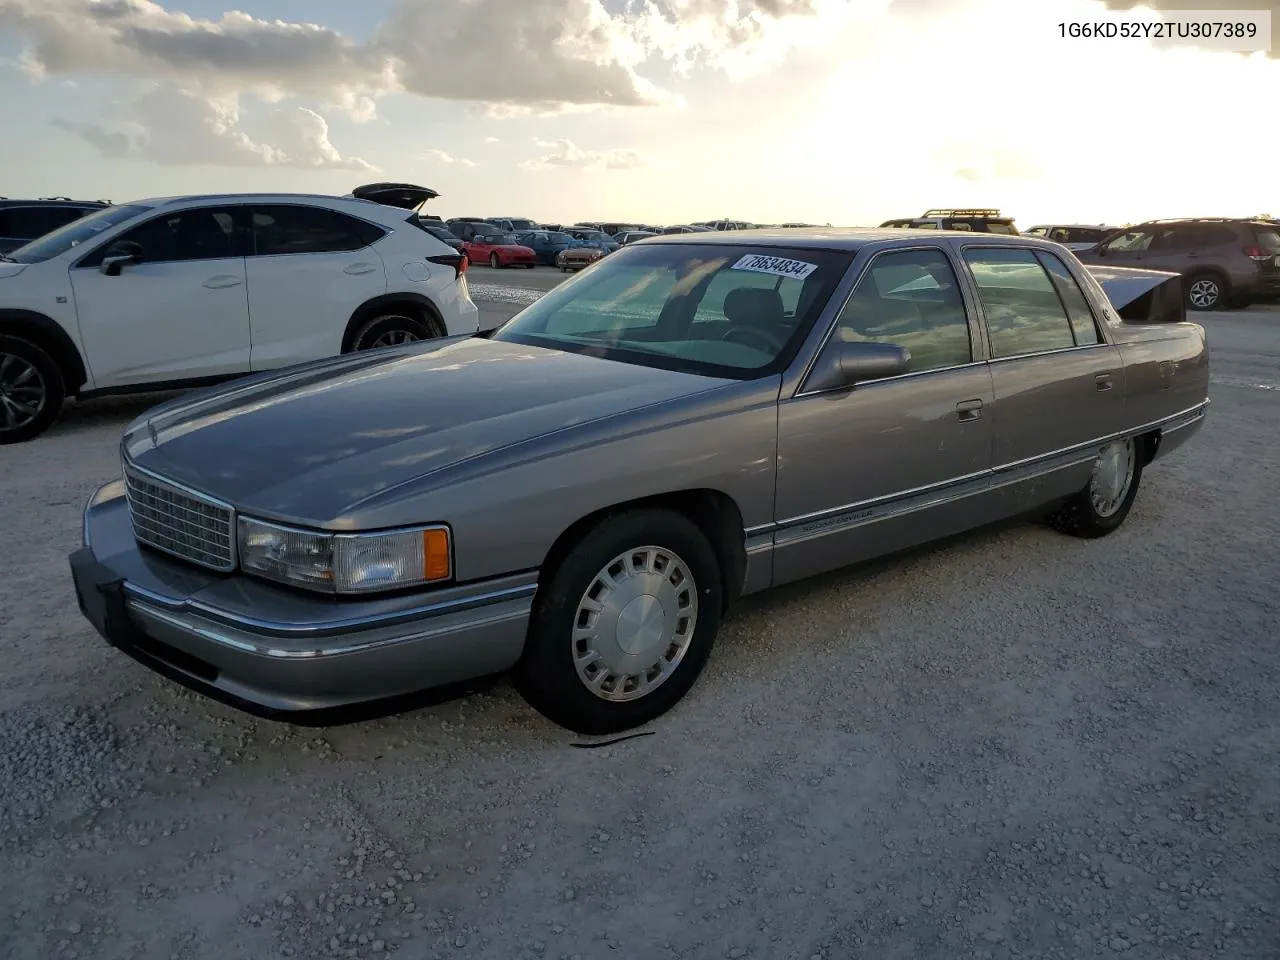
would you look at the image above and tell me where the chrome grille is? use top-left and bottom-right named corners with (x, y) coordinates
top-left (124, 465), bottom-right (235, 572)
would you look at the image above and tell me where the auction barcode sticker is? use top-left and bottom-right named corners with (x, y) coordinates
top-left (732, 254), bottom-right (818, 280)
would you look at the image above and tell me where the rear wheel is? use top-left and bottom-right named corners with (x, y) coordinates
top-left (1185, 272), bottom-right (1226, 311)
top-left (490, 253), bottom-right (501, 269)
top-left (350, 313), bottom-right (441, 351)
top-left (1048, 436), bottom-right (1143, 538)
top-left (514, 509), bottom-right (723, 734)
top-left (0, 335), bottom-right (65, 445)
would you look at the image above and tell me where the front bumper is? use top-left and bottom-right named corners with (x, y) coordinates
top-left (70, 481), bottom-right (535, 721)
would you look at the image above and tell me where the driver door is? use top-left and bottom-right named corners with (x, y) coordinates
top-left (69, 206), bottom-right (252, 388)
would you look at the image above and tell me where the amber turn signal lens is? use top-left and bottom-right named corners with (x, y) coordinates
top-left (422, 528), bottom-right (451, 581)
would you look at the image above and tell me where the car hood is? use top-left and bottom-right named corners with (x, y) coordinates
top-left (0, 262), bottom-right (30, 279)
top-left (124, 337), bottom-right (726, 524)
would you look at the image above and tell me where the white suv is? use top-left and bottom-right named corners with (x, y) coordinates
top-left (0, 185), bottom-right (481, 443)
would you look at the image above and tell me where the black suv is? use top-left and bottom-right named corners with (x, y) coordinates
top-left (0, 197), bottom-right (110, 254)
top-left (1077, 218), bottom-right (1280, 310)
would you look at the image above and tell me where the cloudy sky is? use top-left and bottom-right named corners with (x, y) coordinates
top-left (0, 0), bottom-right (1276, 227)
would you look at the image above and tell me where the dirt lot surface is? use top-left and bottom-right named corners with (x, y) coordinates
top-left (1, 286), bottom-right (1278, 960)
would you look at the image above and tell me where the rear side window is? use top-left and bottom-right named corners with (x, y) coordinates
top-left (835, 248), bottom-right (972, 375)
top-left (963, 248), bottom-right (1077, 358)
top-left (252, 205), bottom-right (386, 256)
top-left (0, 205), bottom-right (92, 240)
top-left (1036, 252), bottom-right (1101, 345)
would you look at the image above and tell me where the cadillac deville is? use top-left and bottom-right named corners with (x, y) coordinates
top-left (69, 230), bottom-right (1209, 734)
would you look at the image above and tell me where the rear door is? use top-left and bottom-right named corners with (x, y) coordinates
top-left (960, 245), bottom-right (1125, 509)
top-left (244, 204), bottom-right (388, 370)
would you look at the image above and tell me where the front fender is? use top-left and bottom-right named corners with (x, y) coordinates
top-left (341, 377), bottom-right (783, 583)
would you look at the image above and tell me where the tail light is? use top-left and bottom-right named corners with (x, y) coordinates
top-left (428, 252), bottom-right (468, 279)
top-left (1243, 244), bottom-right (1272, 262)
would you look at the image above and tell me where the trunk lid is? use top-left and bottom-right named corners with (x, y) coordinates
top-left (349, 182), bottom-right (440, 211)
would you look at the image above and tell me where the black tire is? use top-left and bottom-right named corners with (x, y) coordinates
top-left (514, 509), bottom-right (724, 735)
top-left (0, 335), bottom-right (65, 444)
top-left (350, 313), bottom-right (441, 352)
top-left (1184, 272), bottom-right (1227, 311)
top-left (525, 263), bottom-right (536, 269)
top-left (1048, 436), bottom-right (1144, 538)
top-left (489, 253), bottom-right (501, 269)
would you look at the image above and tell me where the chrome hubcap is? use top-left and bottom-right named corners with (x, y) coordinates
top-left (1089, 438), bottom-right (1136, 518)
top-left (572, 546), bottom-right (698, 702)
top-left (368, 328), bottom-right (422, 348)
top-left (0, 353), bottom-right (46, 430)
top-left (1188, 279), bottom-right (1219, 308)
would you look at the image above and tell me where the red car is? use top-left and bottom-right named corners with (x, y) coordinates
top-left (463, 231), bottom-right (537, 269)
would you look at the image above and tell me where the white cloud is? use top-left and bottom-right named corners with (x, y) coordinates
top-left (51, 84), bottom-right (376, 171)
top-left (484, 136), bottom-right (501, 144)
top-left (421, 148), bottom-right (476, 167)
top-left (520, 138), bottom-right (645, 171)
top-left (0, 0), bottom-right (841, 118)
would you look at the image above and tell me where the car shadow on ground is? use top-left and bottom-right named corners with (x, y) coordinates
top-left (46, 393), bottom-right (185, 438)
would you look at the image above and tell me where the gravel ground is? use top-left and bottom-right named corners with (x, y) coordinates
top-left (1, 293), bottom-right (1278, 960)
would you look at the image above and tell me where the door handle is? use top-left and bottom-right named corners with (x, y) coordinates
top-left (955, 399), bottom-right (984, 422)
top-left (202, 275), bottom-right (243, 289)
top-left (1095, 373), bottom-right (1114, 391)
top-left (343, 263), bottom-right (378, 275)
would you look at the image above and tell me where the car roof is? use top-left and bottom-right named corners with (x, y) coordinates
top-left (636, 226), bottom-right (1057, 251)
top-left (1029, 223), bottom-right (1116, 230)
top-left (0, 198), bottom-right (109, 207)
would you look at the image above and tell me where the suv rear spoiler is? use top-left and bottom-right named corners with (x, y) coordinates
top-left (1085, 264), bottom-right (1185, 323)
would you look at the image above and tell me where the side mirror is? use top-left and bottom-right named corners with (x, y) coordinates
top-left (806, 339), bottom-right (910, 393)
top-left (100, 241), bottom-right (142, 276)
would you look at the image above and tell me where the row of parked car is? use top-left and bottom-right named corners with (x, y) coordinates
top-left (877, 209), bottom-right (1280, 311)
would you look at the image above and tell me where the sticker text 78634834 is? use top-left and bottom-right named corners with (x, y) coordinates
top-left (732, 254), bottom-right (818, 281)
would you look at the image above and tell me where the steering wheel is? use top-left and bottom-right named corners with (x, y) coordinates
top-left (722, 326), bottom-right (786, 353)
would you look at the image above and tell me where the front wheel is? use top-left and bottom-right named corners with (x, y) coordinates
top-left (514, 509), bottom-right (724, 734)
top-left (490, 253), bottom-right (501, 269)
top-left (0, 335), bottom-right (65, 444)
top-left (1048, 436), bottom-right (1144, 538)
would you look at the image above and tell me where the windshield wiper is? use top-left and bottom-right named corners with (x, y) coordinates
top-left (0, 255), bottom-right (17, 262)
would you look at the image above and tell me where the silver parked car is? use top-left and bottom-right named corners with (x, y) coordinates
top-left (70, 230), bottom-right (1209, 734)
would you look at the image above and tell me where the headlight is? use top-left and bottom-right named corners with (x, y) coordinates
top-left (237, 518), bottom-right (451, 595)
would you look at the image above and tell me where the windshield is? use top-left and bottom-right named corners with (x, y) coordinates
top-left (6, 204), bottom-right (152, 263)
top-left (508, 219), bottom-right (537, 231)
top-left (492, 242), bottom-right (853, 379)
top-left (546, 232), bottom-right (574, 243)
top-left (576, 230), bottom-right (608, 241)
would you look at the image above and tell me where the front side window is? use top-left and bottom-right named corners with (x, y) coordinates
top-left (7, 204), bottom-right (153, 264)
top-left (252, 205), bottom-right (386, 256)
top-left (492, 243), bottom-right (852, 378)
top-left (964, 248), bottom-right (1077, 357)
top-left (834, 248), bottom-right (972, 375)
top-left (1025, 226), bottom-right (1048, 237)
top-left (80, 207), bottom-right (243, 266)
top-left (1104, 230), bottom-right (1154, 253)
